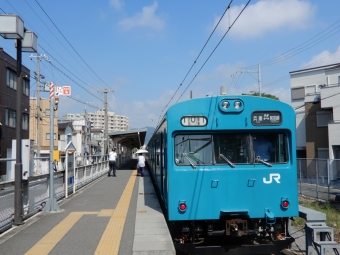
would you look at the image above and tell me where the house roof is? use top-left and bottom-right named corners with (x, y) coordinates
top-left (58, 122), bottom-right (72, 130)
top-left (289, 63), bottom-right (340, 75)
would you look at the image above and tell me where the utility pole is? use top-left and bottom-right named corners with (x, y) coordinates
top-left (84, 102), bottom-right (94, 158)
top-left (233, 64), bottom-right (262, 97)
top-left (29, 54), bottom-right (50, 172)
top-left (258, 64), bottom-right (262, 97)
top-left (98, 89), bottom-right (114, 155)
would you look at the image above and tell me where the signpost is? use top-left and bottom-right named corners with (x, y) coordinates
top-left (55, 86), bottom-right (71, 96)
top-left (44, 83), bottom-right (71, 212)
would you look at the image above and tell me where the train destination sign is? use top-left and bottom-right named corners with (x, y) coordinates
top-left (251, 111), bottom-right (282, 126)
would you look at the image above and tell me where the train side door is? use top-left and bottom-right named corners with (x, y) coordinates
top-left (160, 133), bottom-right (164, 199)
top-left (163, 132), bottom-right (167, 206)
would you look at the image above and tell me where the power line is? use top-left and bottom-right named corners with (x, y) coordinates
top-left (67, 96), bottom-right (101, 110)
top-left (228, 18), bottom-right (340, 94)
top-left (47, 61), bottom-right (103, 101)
top-left (22, 0), bottom-right (105, 91)
top-left (244, 18), bottom-right (340, 71)
top-left (2, 1), bottom-right (105, 110)
top-left (34, 0), bottom-right (121, 114)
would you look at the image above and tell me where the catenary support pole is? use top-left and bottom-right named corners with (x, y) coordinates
top-left (14, 39), bottom-right (23, 225)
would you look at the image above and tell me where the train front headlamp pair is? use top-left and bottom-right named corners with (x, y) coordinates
top-left (219, 99), bottom-right (244, 112)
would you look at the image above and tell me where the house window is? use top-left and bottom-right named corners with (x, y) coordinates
top-left (23, 79), bottom-right (29, 96)
top-left (317, 148), bottom-right (329, 159)
top-left (5, 109), bottom-right (16, 127)
top-left (6, 69), bottom-right (17, 90)
top-left (22, 113), bottom-right (29, 130)
top-left (317, 111), bottom-right (333, 127)
top-left (46, 133), bottom-right (56, 140)
top-left (306, 85), bottom-right (316, 95)
top-left (45, 109), bottom-right (50, 116)
top-left (291, 87), bottom-right (305, 100)
top-left (67, 135), bottom-right (71, 143)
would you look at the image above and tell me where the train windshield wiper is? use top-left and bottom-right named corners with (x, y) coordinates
top-left (219, 154), bottom-right (235, 168)
top-left (183, 153), bottom-right (197, 169)
top-left (255, 157), bottom-right (272, 167)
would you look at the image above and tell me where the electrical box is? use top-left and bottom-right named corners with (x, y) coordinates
top-left (53, 150), bottom-right (60, 162)
top-left (9, 139), bottom-right (34, 180)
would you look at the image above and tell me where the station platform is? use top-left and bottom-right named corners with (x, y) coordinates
top-left (0, 160), bottom-right (175, 255)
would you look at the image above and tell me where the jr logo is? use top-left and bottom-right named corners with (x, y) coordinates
top-left (263, 173), bottom-right (281, 184)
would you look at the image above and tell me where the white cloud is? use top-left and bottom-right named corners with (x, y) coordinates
top-left (118, 90), bottom-right (176, 128)
top-left (216, 0), bottom-right (316, 39)
top-left (302, 46), bottom-right (340, 68)
top-left (118, 2), bottom-right (165, 31)
top-left (109, 0), bottom-right (124, 11)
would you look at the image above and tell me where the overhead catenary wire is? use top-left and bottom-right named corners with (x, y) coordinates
top-left (175, 0), bottom-right (252, 103)
top-left (157, 1), bottom-right (234, 119)
top-left (153, 1), bottom-right (252, 130)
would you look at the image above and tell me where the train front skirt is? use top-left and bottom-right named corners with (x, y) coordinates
top-left (174, 237), bottom-right (295, 255)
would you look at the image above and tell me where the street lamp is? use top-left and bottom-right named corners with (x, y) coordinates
top-left (0, 14), bottom-right (38, 225)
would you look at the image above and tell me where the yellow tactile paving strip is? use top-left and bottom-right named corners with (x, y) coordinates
top-left (25, 170), bottom-right (137, 255)
top-left (95, 170), bottom-right (137, 255)
top-left (25, 212), bottom-right (85, 255)
top-left (97, 209), bottom-right (115, 217)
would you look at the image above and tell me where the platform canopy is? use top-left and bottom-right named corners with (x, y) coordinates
top-left (108, 128), bottom-right (147, 150)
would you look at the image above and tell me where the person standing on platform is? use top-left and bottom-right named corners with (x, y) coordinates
top-left (137, 153), bottom-right (146, 177)
top-left (108, 148), bottom-right (117, 177)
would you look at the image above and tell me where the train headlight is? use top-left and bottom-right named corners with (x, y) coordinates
top-left (234, 101), bottom-right (242, 109)
top-left (219, 98), bottom-right (244, 112)
top-left (222, 101), bottom-right (230, 109)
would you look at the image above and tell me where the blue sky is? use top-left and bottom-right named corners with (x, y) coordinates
top-left (1, 0), bottom-right (340, 128)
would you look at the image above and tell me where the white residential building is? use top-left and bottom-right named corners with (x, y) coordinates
top-left (290, 63), bottom-right (340, 160)
top-left (63, 109), bottom-right (129, 132)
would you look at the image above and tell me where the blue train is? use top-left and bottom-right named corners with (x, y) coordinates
top-left (146, 92), bottom-right (298, 254)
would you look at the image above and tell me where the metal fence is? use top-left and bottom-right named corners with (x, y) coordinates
top-left (0, 153), bottom-right (131, 234)
top-left (297, 158), bottom-right (340, 202)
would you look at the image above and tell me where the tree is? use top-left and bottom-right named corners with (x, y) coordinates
top-left (242, 92), bottom-right (279, 101)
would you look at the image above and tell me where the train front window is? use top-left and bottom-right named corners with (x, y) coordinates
top-left (213, 134), bottom-right (250, 164)
top-left (251, 133), bottom-right (288, 164)
top-left (174, 132), bottom-right (289, 166)
top-left (174, 134), bottom-right (213, 166)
